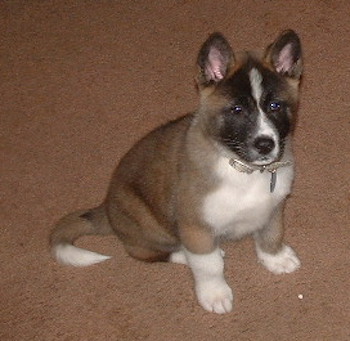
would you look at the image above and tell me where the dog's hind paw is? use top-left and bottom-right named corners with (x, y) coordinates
top-left (169, 249), bottom-right (188, 265)
top-left (257, 244), bottom-right (301, 274)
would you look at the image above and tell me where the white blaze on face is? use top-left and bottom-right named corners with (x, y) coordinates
top-left (249, 68), bottom-right (279, 160)
top-left (249, 67), bottom-right (263, 103)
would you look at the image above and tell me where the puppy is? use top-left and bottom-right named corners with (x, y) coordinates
top-left (51, 30), bottom-right (302, 314)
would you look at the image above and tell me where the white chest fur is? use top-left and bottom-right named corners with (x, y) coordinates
top-left (202, 157), bottom-right (294, 239)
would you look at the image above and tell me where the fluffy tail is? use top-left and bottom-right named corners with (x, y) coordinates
top-left (50, 205), bottom-right (113, 267)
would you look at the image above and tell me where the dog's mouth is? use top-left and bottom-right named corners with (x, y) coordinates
top-left (219, 135), bottom-right (283, 167)
top-left (233, 147), bottom-right (282, 168)
top-left (251, 155), bottom-right (279, 166)
top-left (225, 149), bottom-right (280, 168)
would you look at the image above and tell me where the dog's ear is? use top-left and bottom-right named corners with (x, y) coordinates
top-left (265, 30), bottom-right (302, 80)
top-left (197, 33), bottom-right (234, 87)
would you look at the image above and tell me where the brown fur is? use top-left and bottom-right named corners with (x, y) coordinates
top-left (104, 113), bottom-right (220, 258)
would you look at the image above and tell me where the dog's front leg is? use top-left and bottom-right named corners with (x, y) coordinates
top-left (178, 224), bottom-right (233, 314)
top-left (254, 203), bottom-right (301, 274)
top-left (184, 247), bottom-right (233, 314)
top-left (179, 226), bottom-right (233, 314)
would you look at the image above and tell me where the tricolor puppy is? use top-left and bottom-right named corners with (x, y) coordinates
top-left (51, 30), bottom-right (303, 314)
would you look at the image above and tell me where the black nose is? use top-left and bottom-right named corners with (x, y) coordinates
top-left (254, 137), bottom-right (275, 155)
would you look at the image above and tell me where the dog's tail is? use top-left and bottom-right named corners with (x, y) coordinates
top-left (50, 205), bottom-right (113, 267)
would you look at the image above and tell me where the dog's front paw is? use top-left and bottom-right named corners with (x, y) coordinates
top-left (257, 245), bottom-right (301, 274)
top-left (196, 278), bottom-right (233, 314)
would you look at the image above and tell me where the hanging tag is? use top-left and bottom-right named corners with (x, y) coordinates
top-left (270, 170), bottom-right (277, 193)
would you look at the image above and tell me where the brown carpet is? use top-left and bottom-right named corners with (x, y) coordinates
top-left (1, 0), bottom-right (349, 340)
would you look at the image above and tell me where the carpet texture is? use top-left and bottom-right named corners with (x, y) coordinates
top-left (1, 1), bottom-right (349, 340)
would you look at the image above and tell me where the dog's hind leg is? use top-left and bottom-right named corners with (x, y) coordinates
top-left (124, 244), bottom-right (170, 263)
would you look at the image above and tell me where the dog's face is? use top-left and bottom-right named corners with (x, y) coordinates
top-left (196, 31), bottom-right (302, 166)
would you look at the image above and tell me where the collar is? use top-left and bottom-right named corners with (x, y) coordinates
top-left (228, 158), bottom-right (293, 193)
top-left (228, 158), bottom-right (293, 174)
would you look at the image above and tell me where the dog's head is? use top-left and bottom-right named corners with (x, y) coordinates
top-left (196, 30), bottom-right (302, 166)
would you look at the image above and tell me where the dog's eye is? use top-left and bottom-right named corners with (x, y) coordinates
top-left (231, 105), bottom-right (243, 114)
top-left (269, 101), bottom-right (281, 112)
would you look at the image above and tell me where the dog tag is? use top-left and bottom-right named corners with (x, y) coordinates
top-left (270, 170), bottom-right (277, 193)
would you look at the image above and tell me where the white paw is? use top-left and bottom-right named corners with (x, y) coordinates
top-left (169, 249), bottom-right (188, 265)
top-left (196, 278), bottom-right (233, 314)
top-left (257, 245), bottom-right (301, 274)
